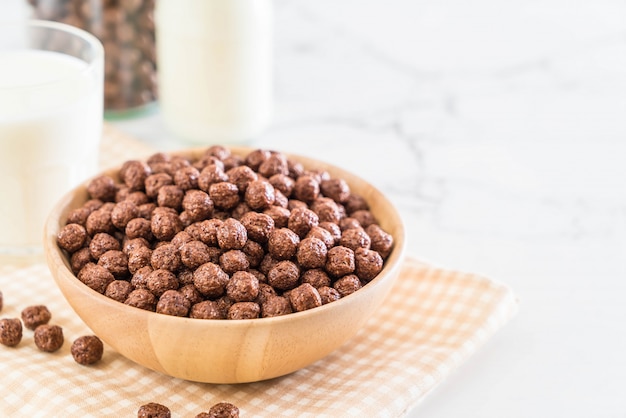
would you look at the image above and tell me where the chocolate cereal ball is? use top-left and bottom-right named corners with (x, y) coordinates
top-left (261, 295), bottom-right (292, 318)
top-left (174, 166), bottom-right (200, 191)
top-left (267, 260), bottom-right (300, 291)
top-left (227, 302), bottom-right (260, 320)
top-left (128, 246), bottom-right (153, 274)
top-left (87, 175), bottom-right (117, 202)
top-left (89, 233), bottom-right (120, 260)
top-left (182, 190), bottom-right (214, 222)
top-left (111, 201), bottom-right (139, 229)
top-left (71, 335), bottom-right (104, 365)
top-left (258, 152), bottom-right (289, 177)
top-left (319, 221), bottom-right (342, 244)
top-left (268, 173), bottom-right (295, 197)
top-left (0, 290), bottom-right (2, 312)
top-left (125, 289), bottom-right (157, 311)
top-left (179, 284), bottom-right (203, 306)
top-left (226, 271), bottom-right (259, 302)
top-left (242, 240), bottom-right (265, 268)
top-left (318, 286), bottom-right (341, 305)
top-left (240, 212), bottom-right (274, 243)
top-left (339, 227), bottom-right (371, 251)
top-left (157, 185), bottom-right (184, 210)
top-left (216, 218), bottom-right (247, 250)
top-left (293, 175), bottom-right (320, 203)
top-left (126, 218), bottom-right (154, 241)
top-left (57, 223), bottom-right (88, 253)
top-left (209, 182), bottom-right (240, 210)
top-left (147, 269), bottom-right (179, 297)
top-left (198, 164), bottom-right (228, 191)
top-left (78, 263), bottom-right (115, 294)
top-left (186, 219), bottom-right (222, 246)
top-left (263, 206), bottom-right (291, 229)
top-left (351, 210), bottom-right (377, 228)
top-left (320, 178), bottom-right (350, 203)
top-left (288, 207), bottom-right (319, 239)
top-left (151, 244), bottom-right (182, 272)
top-left (301, 269), bottom-right (331, 289)
top-left (245, 149), bottom-right (270, 170)
top-left (219, 250), bottom-right (250, 275)
top-left (34, 324), bottom-right (64, 352)
top-left (344, 193), bottom-right (369, 214)
top-left (151, 208), bottom-right (183, 241)
top-left (306, 226), bottom-right (335, 250)
top-left (354, 248), bottom-right (384, 282)
top-left (288, 283), bottom-right (322, 312)
top-left (310, 197), bottom-right (341, 224)
top-left (138, 402), bottom-right (171, 418)
top-left (193, 263), bottom-right (229, 298)
top-left (207, 402), bottom-right (240, 418)
top-left (98, 250), bottom-right (129, 278)
top-left (227, 165), bottom-right (258, 193)
top-left (156, 290), bottom-right (191, 317)
top-left (71, 247), bottom-right (93, 274)
top-left (267, 228), bottom-right (300, 260)
top-left (0, 318), bottom-right (22, 347)
top-left (180, 240), bottom-right (212, 269)
top-left (190, 300), bottom-right (226, 320)
top-left (121, 160), bottom-right (151, 191)
top-left (325, 246), bottom-right (355, 278)
top-left (21, 305), bottom-right (51, 330)
top-left (366, 224), bottom-right (394, 259)
top-left (131, 266), bottom-right (153, 290)
top-left (244, 180), bottom-right (275, 210)
top-left (85, 208), bottom-right (115, 235)
top-left (333, 274), bottom-right (362, 297)
top-left (144, 172), bottom-right (173, 198)
top-left (296, 237), bottom-right (328, 269)
top-left (105, 280), bottom-right (134, 303)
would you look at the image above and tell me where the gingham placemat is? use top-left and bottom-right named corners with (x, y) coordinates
top-left (0, 125), bottom-right (518, 417)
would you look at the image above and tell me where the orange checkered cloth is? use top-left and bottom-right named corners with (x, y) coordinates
top-left (0, 126), bottom-right (518, 417)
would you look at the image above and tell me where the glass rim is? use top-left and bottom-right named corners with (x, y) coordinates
top-left (0, 19), bottom-right (104, 91)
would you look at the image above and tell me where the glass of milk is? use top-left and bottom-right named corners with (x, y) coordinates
top-left (0, 20), bottom-right (104, 255)
top-left (155, 0), bottom-right (273, 144)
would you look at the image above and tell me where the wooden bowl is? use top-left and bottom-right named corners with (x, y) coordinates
top-left (44, 147), bottom-right (406, 383)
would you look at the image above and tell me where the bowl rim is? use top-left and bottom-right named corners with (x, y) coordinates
top-left (45, 146), bottom-right (407, 327)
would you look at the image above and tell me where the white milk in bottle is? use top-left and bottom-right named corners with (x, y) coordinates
top-left (0, 49), bottom-right (102, 252)
top-left (155, 0), bottom-right (273, 144)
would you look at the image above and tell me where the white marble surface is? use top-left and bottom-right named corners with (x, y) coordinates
top-left (111, 0), bottom-right (626, 416)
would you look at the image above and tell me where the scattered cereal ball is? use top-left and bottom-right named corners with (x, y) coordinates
top-left (209, 182), bottom-right (240, 210)
top-left (227, 302), bottom-right (260, 320)
top-left (216, 218), bottom-right (247, 250)
top-left (288, 207), bottom-right (319, 238)
top-left (105, 280), bottom-right (134, 303)
top-left (206, 402), bottom-right (240, 418)
top-left (34, 324), bottom-right (64, 352)
top-left (267, 228), bottom-right (300, 260)
top-left (325, 246), bottom-right (355, 278)
top-left (156, 290), bottom-right (191, 317)
top-left (78, 263), bottom-right (115, 294)
top-left (193, 263), bottom-right (229, 298)
top-left (226, 271), bottom-right (259, 302)
top-left (57, 223), bottom-right (88, 253)
top-left (190, 300), bottom-right (226, 320)
top-left (71, 335), bottom-right (104, 365)
top-left (0, 290), bottom-right (3, 312)
top-left (240, 212), bottom-right (274, 243)
top-left (157, 185), bottom-right (184, 210)
top-left (267, 260), bottom-right (300, 291)
top-left (318, 286), bottom-right (341, 304)
top-left (147, 269), bottom-right (179, 297)
top-left (339, 227), bottom-right (371, 251)
top-left (126, 218), bottom-right (154, 241)
top-left (98, 250), bottom-right (130, 278)
top-left (333, 274), bottom-right (362, 297)
top-left (366, 224), bottom-right (394, 259)
top-left (138, 402), bottom-right (171, 418)
top-left (261, 295), bottom-right (292, 318)
top-left (21, 305), bottom-right (51, 330)
top-left (354, 248), bottom-right (384, 282)
top-left (0, 318), bottom-right (22, 347)
top-left (297, 237), bottom-right (328, 269)
top-left (125, 289), bottom-right (157, 311)
top-left (87, 175), bottom-right (117, 202)
top-left (288, 283), bottom-right (322, 312)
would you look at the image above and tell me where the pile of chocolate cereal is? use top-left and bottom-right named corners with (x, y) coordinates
top-left (57, 146), bottom-right (394, 320)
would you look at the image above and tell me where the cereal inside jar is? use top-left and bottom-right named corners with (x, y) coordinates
top-left (30, 0), bottom-right (157, 116)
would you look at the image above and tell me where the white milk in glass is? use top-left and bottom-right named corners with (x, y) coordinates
top-left (0, 50), bottom-right (102, 251)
